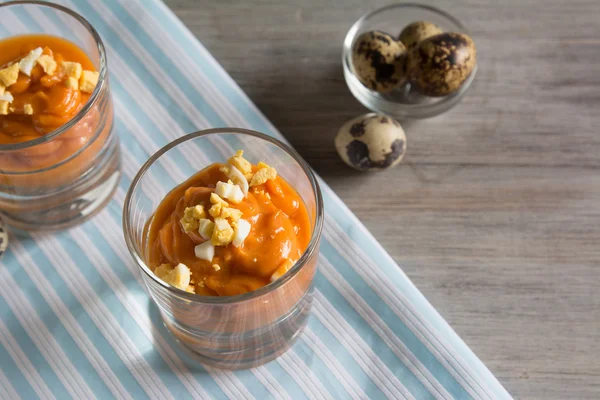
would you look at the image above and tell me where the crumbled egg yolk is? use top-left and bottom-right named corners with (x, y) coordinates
top-left (250, 162), bottom-right (277, 187)
top-left (0, 50), bottom-right (99, 117)
top-left (154, 263), bottom-right (192, 291)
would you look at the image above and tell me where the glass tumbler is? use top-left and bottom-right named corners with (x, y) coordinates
top-left (123, 129), bottom-right (324, 369)
top-left (0, 1), bottom-right (120, 231)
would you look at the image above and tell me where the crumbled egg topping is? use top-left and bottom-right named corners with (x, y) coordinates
top-left (250, 162), bottom-right (277, 187)
top-left (211, 217), bottom-right (234, 246)
top-left (0, 63), bottom-right (19, 87)
top-left (36, 54), bottom-right (57, 75)
top-left (180, 204), bottom-right (205, 232)
top-left (0, 51), bottom-right (99, 116)
top-left (228, 150), bottom-right (253, 178)
top-left (185, 150), bottom-right (278, 265)
top-left (154, 263), bottom-right (192, 291)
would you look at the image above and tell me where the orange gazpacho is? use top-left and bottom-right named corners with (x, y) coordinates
top-left (0, 34), bottom-right (104, 187)
top-left (147, 150), bottom-right (312, 296)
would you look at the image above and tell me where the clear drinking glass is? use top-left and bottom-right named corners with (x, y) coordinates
top-left (123, 129), bottom-right (324, 369)
top-left (0, 1), bottom-right (120, 230)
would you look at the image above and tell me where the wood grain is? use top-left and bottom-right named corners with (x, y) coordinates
top-left (164, 0), bottom-right (600, 398)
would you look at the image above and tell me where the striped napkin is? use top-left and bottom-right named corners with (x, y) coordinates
top-left (0, 0), bottom-right (511, 399)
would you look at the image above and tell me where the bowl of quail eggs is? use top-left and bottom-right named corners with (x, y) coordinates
top-left (343, 3), bottom-right (477, 119)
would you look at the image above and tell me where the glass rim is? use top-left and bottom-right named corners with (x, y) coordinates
top-left (122, 128), bottom-right (324, 305)
top-left (0, 0), bottom-right (108, 152)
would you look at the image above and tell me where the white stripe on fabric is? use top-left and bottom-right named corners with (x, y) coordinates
top-left (313, 292), bottom-right (414, 400)
top-left (248, 368), bottom-right (291, 400)
top-left (301, 329), bottom-right (368, 400)
top-left (0, 368), bottom-right (20, 400)
top-left (323, 216), bottom-right (489, 400)
top-left (20, 236), bottom-right (173, 400)
top-left (0, 319), bottom-right (55, 400)
top-left (277, 353), bottom-right (331, 400)
top-left (318, 255), bottom-right (454, 400)
top-left (0, 272), bottom-right (96, 399)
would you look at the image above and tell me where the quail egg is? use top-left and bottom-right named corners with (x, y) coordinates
top-left (351, 31), bottom-right (407, 93)
top-left (398, 21), bottom-right (443, 49)
top-left (406, 32), bottom-right (477, 97)
top-left (335, 113), bottom-right (407, 171)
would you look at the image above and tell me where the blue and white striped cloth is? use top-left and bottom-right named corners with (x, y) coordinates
top-left (0, 0), bottom-right (511, 399)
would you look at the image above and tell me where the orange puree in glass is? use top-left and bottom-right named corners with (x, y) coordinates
top-left (0, 35), bottom-right (108, 190)
top-left (147, 163), bottom-right (312, 296)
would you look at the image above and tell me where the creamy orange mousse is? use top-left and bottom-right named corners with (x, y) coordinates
top-left (0, 35), bottom-right (103, 187)
top-left (147, 150), bottom-right (312, 296)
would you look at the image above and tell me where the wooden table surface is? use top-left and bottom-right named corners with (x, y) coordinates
top-left (165, 1), bottom-right (600, 398)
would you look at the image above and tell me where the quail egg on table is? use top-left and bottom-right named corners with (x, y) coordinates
top-left (351, 31), bottom-right (407, 93)
top-left (406, 32), bottom-right (477, 97)
top-left (398, 21), bottom-right (443, 49)
top-left (335, 113), bottom-right (407, 171)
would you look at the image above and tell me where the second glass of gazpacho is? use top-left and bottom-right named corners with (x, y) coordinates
top-left (0, 1), bottom-right (120, 230)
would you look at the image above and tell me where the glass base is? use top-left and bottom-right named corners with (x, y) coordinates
top-left (164, 287), bottom-right (314, 370)
top-left (0, 144), bottom-right (121, 232)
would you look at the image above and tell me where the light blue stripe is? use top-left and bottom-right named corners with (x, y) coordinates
top-left (0, 330), bottom-right (41, 400)
top-left (293, 338), bottom-right (357, 399)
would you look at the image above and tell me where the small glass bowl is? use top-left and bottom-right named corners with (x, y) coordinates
top-left (123, 128), bottom-right (324, 369)
top-left (343, 3), bottom-right (476, 119)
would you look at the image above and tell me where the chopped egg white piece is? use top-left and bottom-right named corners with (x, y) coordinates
top-left (194, 241), bottom-right (215, 261)
top-left (19, 47), bottom-right (43, 76)
top-left (215, 181), bottom-right (244, 204)
top-left (198, 218), bottom-right (214, 240)
top-left (220, 163), bottom-right (249, 195)
top-left (232, 218), bottom-right (251, 248)
top-left (0, 92), bottom-right (13, 102)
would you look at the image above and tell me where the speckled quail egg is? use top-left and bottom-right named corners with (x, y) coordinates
top-left (398, 21), bottom-right (443, 49)
top-left (351, 31), bottom-right (408, 93)
top-left (406, 32), bottom-right (477, 97)
top-left (335, 113), bottom-right (407, 171)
